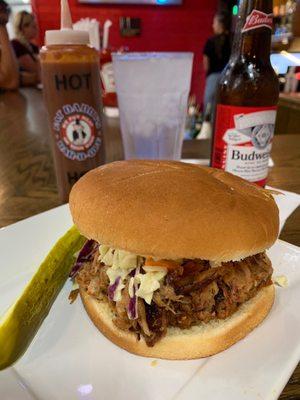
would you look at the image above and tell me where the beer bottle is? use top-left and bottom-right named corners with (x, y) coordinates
top-left (211, 0), bottom-right (279, 186)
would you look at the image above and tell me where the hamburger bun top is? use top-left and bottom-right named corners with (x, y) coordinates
top-left (69, 160), bottom-right (279, 262)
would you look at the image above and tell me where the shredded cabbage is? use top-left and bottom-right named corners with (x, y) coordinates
top-left (135, 270), bottom-right (167, 304)
top-left (128, 277), bottom-right (135, 298)
top-left (127, 266), bottom-right (140, 320)
top-left (99, 244), bottom-right (167, 309)
top-left (108, 277), bottom-right (125, 302)
top-left (69, 240), bottom-right (97, 278)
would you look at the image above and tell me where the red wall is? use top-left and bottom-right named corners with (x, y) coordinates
top-left (31, 0), bottom-right (217, 104)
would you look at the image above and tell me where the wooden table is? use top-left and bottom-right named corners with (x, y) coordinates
top-left (275, 93), bottom-right (300, 135)
top-left (0, 88), bottom-right (299, 398)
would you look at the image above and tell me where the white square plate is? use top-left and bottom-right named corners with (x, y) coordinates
top-left (0, 205), bottom-right (299, 400)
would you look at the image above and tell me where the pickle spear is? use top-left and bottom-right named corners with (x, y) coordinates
top-left (0, 225), bottom-right (85, 370)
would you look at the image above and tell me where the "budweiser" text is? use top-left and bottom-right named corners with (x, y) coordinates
top-left (242, 10), bottom-right (273, 33)
top-left (231, 149), bottom-right (269, 161)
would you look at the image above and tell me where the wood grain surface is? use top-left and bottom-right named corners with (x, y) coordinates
top-left (0, 88), bottom-right (299, 398)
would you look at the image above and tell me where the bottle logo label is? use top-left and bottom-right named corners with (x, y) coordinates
top-left (212, 105), bottom-right (277, 186)
top-left (53, 103), bottom-right (102, 161)
top-left (242, 10), bottom-right (273, 33)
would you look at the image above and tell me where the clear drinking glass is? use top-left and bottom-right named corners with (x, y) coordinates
top-left (112, 52), bottom-right (193, 160)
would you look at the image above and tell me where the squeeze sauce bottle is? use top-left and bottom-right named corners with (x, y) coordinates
top-left (40, 0), bottom-right (105, 203)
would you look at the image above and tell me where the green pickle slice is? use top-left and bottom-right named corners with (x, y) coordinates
top-left (0, 225), bottom-right (85, 370)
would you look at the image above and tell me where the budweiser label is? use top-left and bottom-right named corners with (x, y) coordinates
top-left (212, 105), bottom-right (277, 186)
top-left (242, 10), bottom-right (273, 33)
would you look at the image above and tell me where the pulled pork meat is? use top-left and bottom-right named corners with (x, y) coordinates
top-left (76, 252), bottom-right (273, 347)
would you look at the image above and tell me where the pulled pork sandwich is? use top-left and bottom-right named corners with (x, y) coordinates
top-left (69, 160), bottom-right (279, 360)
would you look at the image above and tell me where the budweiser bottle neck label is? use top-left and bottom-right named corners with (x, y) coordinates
top-left (242, 10), bottom-right (273, 33)
top-left (211, 105), bottom-right (277, 186)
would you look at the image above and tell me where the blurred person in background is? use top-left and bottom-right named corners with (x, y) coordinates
top-left (0, 0), bottom-right (18, 90)
top-left (202, 12), bottom-right (231, 119)
top-left (11, 10), bottom-right (40, 86)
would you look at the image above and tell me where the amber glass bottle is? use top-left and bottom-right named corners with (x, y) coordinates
top-left (211, 0), bottom-right (279, 186)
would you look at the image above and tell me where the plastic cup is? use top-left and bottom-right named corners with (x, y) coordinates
top-left (112, 52), bottom-right (193, 160)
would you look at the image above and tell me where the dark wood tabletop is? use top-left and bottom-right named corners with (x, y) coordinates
top-left (0, 88), bottom-right (299, 398)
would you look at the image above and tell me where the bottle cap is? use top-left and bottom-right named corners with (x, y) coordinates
top-left (44, 0), bottom-right (89, 46)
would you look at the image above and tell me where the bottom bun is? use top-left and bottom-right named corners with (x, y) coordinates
top-left (79, 285), bottom-right (275, 360)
